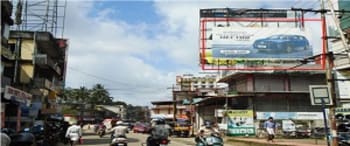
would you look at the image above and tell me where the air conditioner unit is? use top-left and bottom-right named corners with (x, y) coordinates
top-left (34, 54), bottom-right (47, 65)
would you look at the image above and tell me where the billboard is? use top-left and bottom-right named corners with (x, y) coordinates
top-left (227, 110), bottom-right (255, 136)
top-left (199, 9), bottom-right (325, 70)
top-left (256, 112), bottom-right (323, 120)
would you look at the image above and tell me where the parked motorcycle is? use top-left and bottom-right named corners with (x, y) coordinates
top-left (30, 125), bottom-right (45, 146)
top-left (111, 135), bottom-right (128, 146)
top-left (10, 128), bottom-right (36, 146)
top-left (338, 123), bottom-right (350, 146)
top-left (195, 133), bottom-right (223, 146)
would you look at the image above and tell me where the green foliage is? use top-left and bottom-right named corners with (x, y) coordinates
top-left (63, 84), bottom-right (112, 104)
top-left (61, 106), bottom-right (79, 115)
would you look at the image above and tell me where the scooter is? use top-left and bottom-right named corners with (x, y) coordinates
top-left (195, 133), bottom-right (224, 146)
top-left (111, 135), bottom-right (128, 146)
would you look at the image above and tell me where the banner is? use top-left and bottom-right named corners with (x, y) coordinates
top-left (227, 110), bottom-right (255, 136)
top-left (256, 112), bottom-right (323, 120)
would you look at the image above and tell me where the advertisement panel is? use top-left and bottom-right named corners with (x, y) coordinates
top-left (227, 110), bottom-right (255, 136)
top-left (336, 71), bottom-right (350, 99)
top-left (199, 9), bottom-right (324, 70)
top-left (211, 27), bottom-right (313, 58)
top-left (4, 86), bottom-right (32, 106)
top-left (256, 112), bottom-right (323, 120)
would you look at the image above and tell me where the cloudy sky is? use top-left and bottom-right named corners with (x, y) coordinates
top-left (64, 0), bottom-right (322, 105)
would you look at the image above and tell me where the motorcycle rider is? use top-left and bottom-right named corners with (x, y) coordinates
top-left (198, 121), bottom-right (220, 137)
top-left (65, 121), bottom-right (82, 146)
top-left (147, 118), bottom-right (171, 146)
top-left (106, 121), bottom-right (128, 142)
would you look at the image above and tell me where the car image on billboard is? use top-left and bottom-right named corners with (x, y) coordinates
top-left (253, 34), bottom-right (311, 53)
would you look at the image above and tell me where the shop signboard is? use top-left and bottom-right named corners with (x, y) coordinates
top-left (336, 71), bottom-right (350, 99)
top-left (227, 110), bottom-right (255, 136)
top-left (4, 86), bottom-right (32, 106)
top-left (256, 112), bottom-right (323, 120)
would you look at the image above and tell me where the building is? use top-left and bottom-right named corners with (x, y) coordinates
top-left (1, 30), bottom-right (68, 130)
top-left (176, 74), bottom-right (217, 92)
top-left (331, 0), bottom-right (350, 105)
top-left (195, 71), bottom-right (325, 135)
top-left (150, 101), bottom-right (188, 120)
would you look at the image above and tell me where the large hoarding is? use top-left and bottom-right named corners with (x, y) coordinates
top-left (199, 8), bottom-right (325, 70)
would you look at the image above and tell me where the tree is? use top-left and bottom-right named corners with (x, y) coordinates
top-left (75, 86), bottom-right (90, 103)
top-left (90, 84), bottom-right (112, 104)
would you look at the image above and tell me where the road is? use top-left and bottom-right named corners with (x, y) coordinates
top-left (77, 129), bottom-right (196, 146)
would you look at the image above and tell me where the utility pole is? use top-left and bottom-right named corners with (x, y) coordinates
top-left (167, 84), bottom-right (178, 124)
top-left (320, 0), bottom-right (338, 145)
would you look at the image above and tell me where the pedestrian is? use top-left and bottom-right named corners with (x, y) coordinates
top-left (264, 117), bottom-right (276, 142)
top-left (1, 131), bottom-right (11, 146)
top-left (66, 121), bottom-right (82, 146)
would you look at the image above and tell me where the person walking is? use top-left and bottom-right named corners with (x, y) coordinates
top-left (65, 121), bottom-right (82, 146)
top-left (264, 117), bottom-right (276, 142)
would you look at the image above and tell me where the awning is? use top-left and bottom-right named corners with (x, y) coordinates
top-left (182, 98), bottom-right (203, 105)
top-left (96, 105), bottom-right (123, 114)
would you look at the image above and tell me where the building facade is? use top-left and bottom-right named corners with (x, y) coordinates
top-left (1, 30), bottom-right (68, 131)
top-left (195, 71), bottom-right (326, 135)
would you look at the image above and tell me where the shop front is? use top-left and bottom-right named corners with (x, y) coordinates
top-left (256, 112), bottom-right (324, 137)
top-left (3, 86), bottom-right (32, 131)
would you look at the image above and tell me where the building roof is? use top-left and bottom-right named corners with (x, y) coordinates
top-left (96, 105), bottom-right (124, 114)
top-left (151, 100), bottom-right (177, 105)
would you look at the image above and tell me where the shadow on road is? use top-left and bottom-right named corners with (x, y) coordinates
top-left (82, 132), bottom-right (98, 136)
top-left (128, 137), bottom-right (141, 143)
top-left (82, 137), bottom-right (109, 145)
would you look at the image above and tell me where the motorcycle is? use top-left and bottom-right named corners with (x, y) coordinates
top-left (98, 127), bottom-right (106, 138)
top-left (30, 125), bottom-right (45, 146)
top-left (10, 128), bottom-right (36, 146)
top-left (195, 133), bottom-right (223, 146)
top-left (144, 137), bottom-right (170, 146)
top-left (111, 135), bottom-right (128, 146)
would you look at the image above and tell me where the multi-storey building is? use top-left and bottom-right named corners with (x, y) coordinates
top-left (195, 71), bottom-right (326, 134)
top-left (330, 0), bottom-right (350, 105)
top-left (1, 30), bottom-right (68, 130)
top-left (1, 0), bottom-right (14, 127)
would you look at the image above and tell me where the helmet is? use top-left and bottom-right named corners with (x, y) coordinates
top-left (116, 121), bottom-right (123, 125)
top-left (152, 118), bottom-right (165, 125)
top-left (204, 121), bottom-right (211, 128)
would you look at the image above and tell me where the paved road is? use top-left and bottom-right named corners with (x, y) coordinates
top-left (75, 129), bottom-right (196, 146)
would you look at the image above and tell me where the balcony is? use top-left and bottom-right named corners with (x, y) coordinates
top-left (34, 54), bottom-right (62, 75)
top-left (33, 78), bottom-right (52, 90)
top-left (1, 46), bottom-right (15, 60)
top-left (331, 41), bottom-right (350, 70)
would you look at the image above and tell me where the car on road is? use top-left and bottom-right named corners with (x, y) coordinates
top-left (253, 34), bottom-right (310, 53)
top-left (133, 122), bottom-right (151, 133)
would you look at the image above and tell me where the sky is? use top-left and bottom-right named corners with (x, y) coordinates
top-left (64, 0), bottom-right (323, 106)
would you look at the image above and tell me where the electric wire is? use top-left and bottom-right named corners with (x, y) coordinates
top-left (67, 66), bottom-right (167, 91)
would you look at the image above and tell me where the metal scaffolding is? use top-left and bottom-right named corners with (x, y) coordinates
top-left (12, 0), bottom-right (67, 38)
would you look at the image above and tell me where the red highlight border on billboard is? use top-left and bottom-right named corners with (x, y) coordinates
top-left (200, 17), bottom-right (325, 71)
